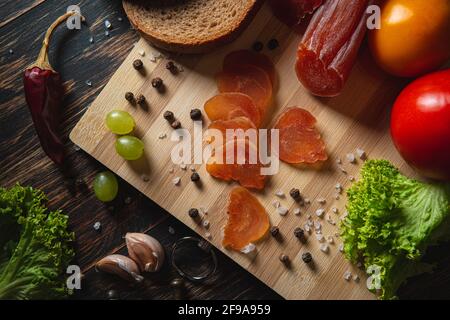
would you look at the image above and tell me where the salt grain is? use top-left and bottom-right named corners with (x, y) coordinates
top-left (172, 177), bottom-right (181, 185)
top-left (336, 158), bottom-right (342, 164)
top-left (190, 166), bottom-right (196, 172)
top-left (307, 219), bottom-right (313, 227)
top-left (335, 183), bottom-right (343, 193)
top-left (334, 194), bottom-right (340, 200)
top-left (356, 148), bottom-right (366, 160)
top-left (93, 221), bottom-right (101, 231)
top-left (275, 190), bottom-right (285, 198)
top-left (158, 133), bottom-right (167, 139)
top-left (338, 244), bottom-right (344, 252)
top-left (349, 176), bottom-right (355, 181)
top-left (339, 166), bottom-right (347, 174)
top-left (316, 233), bottom-right (324, 242)
top-left (327, 236), bottom-right (334, 244)
top-left (353, 275), bottom-right (360, 282)
top-left (117, 17), bottom-right (123, 22)
top-left (332, 207), bottom-right (339, 214)
top-left (85, 80), bottom-right (92, 87)
top-left (105, 20), bottom-right (112, 29)
top-left (277, 206), bottom-right (288, 216)
top-left (314, 221), bottom-right (321, 230)
top-left (344, 271), bottom-right (352, 281)
top-left (320, 244), bottom-right (329, 253)
top-left (180, 164), bottom-right (187, 170)
top-left (89, 36), bottom-right (94, 44)
top-left (168, 167), bottom-right (174, 174)
top-left (304, 224), bottom-right (311, 232)
top-left (272, 200), bottom-right (281, 208)
top-left (205, 232), bottom-right (212, 240)
top-left (293, 208), bottom-right (301, 215)
top-left (346, 153), bottom-right (356, 164)
top-left (141, 174), bottom-right (150, 182)
top-left (315, 208), bottom-right (325, 217)
top-left (138, 49), bottom-right (145, 56)
top-left (8, 49), bottom-right (13, 55)
top-left (202, 220), bottom-right (210, 229)
top-left (316, 197), bottom-right (326, 204)
top-left (241, 243), bottom-right (256, 254)
top-left (105, 30), bottom-right (110, 37)
top-left (304, 198), bottom-right (311, 205)
top-left (168, 226), bottom-right (175, 234)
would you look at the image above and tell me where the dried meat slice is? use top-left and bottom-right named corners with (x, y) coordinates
top-left (296, 0), bottom-right (373, 97)
top-left (223, 50), bottom-right (276, 86)
top-left (269, 0), bottom-right (323, 28)
top-left (222, 186), bottom-right (270, 251)
top-left (206, 139), bottom-right (266, 190)
top-left (273, 107), bottom-right (327, 164)
top-left (216, 64), bottom-right (273, 120)
top-left (204, 93), bottom-right (262, 127)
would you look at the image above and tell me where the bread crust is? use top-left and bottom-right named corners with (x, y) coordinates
top-left (123, 0), bottom-right (263, 54)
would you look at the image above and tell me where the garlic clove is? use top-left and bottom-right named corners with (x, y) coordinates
top-left (95, 254), bottom-right (143, 282)
top-left (125, 233), bottom-right (165, 272)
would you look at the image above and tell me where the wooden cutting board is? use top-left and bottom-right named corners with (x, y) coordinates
top-left (70, 4), bottom-right (414, 299)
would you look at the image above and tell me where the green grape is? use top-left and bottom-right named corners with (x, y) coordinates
top-left (94, 171), bottom-right (118, 202)
top-left (106, 110), bottom-right (135, 135)
top-left (115, 135), bottom-right (144, 160)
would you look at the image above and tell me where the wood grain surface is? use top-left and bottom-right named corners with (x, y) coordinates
top-left (1, 0), bottom-right (450, 300)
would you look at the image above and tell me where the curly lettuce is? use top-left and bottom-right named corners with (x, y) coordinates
top-left (0, 185), bottom-right (74, 299)
top-left (340, 160), bottom-right (450, 299)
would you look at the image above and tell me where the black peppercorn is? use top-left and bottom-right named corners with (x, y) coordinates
top-left (294, 227), bottom-right (304, 239)
top-left (136, 94), bottom-right (146, 105)
top-left (252, 41), bottom-right (263, 52)
top-left (151, 77), bottom-right (163, 89)
top-left (302, 252), bottom-right (313, 264)
top-left (166, 61), bottom-right (178, 74)
top-left (190, 172), bottom-right (200, 182)
top-left (270, 226), bottom-right (280, 237)
top-left (171, 120), bottom-right (181, 129)
top-left (289, 188), bottom-right (301, 200)
top-left (267, 38), bottom-right (279, 50)
top-left (133, 59), bottom-right (143, 70)
top-left (125, 91), bottom-right (135, 102)
top-left (279, 254), bottom-right (289, 264)
top-left (188, 208), bottom-right (199, 218)
top-left (190, 108), bottom-right (202, 121)
top-left (163, 110), bottom-right (175, 123)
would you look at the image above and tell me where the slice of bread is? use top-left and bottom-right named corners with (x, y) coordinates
top-left (123, 0), bottom-right (263, 54)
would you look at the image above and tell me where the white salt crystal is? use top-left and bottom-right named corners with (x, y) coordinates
top-left (172, 177), bottom-right (181, 185)
top-left (272, 200), bottom-right (280, 208)
top-left (293, 208), bottom-right (301, 215)
top-left (316, 234), bottom-right (324, 242)
top-left (356, 148), bottom-right (366, 160)
top-left (346, 153), bottom-right (356, 164)
top-left (315, 208), bottom-right (325, 217)
top-left (241, 243), bottom-right (256, 254)
top-left (320, 244), bottom-right (329, 253)
top-left (344, 271), bottom-right (352, 281)
top-left (277, 206), bottom-right (288, 216)
top-left (275, 190), bottom-right (285, 198)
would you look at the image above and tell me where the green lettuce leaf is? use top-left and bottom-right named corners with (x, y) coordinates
top-left (340, 160), bottom-right (450, 299)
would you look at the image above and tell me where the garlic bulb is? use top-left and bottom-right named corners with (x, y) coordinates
top-left (125, 233), bottom-right (165, 272)
top-left (95, 254), bottom-right (143, 282)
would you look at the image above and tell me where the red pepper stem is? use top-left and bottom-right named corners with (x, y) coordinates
top-left (34, 11), bottom-right (82, 71)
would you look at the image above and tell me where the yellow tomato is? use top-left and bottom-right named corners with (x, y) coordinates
top-left (369, 0), bottom-right (450, 77)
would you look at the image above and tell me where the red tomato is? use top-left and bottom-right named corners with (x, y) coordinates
top-left (391, 69), bottom-right (450, 180)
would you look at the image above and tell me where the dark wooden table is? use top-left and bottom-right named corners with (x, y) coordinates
top-left (1, 0), bottom-right (449, 300)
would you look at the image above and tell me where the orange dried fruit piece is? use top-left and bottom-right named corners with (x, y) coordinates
top-left (273, 107), bottom-right (327, 164)
top-left (222, 186), bottom-right (270, 251)
top-left (204, 93), bottom-right (262, 127)
top-left (223, 50), bottom-right (276, 86)
top-left (206, 139), bottom-right (266, 190)
top-left (216, 64), bottom-right (273, 120)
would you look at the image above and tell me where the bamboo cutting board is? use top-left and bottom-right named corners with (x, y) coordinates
top-left (70, 4), bottom-right (414, 299)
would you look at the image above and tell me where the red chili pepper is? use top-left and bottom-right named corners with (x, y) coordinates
top-left (23, 12), bottom-right (80, 166)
